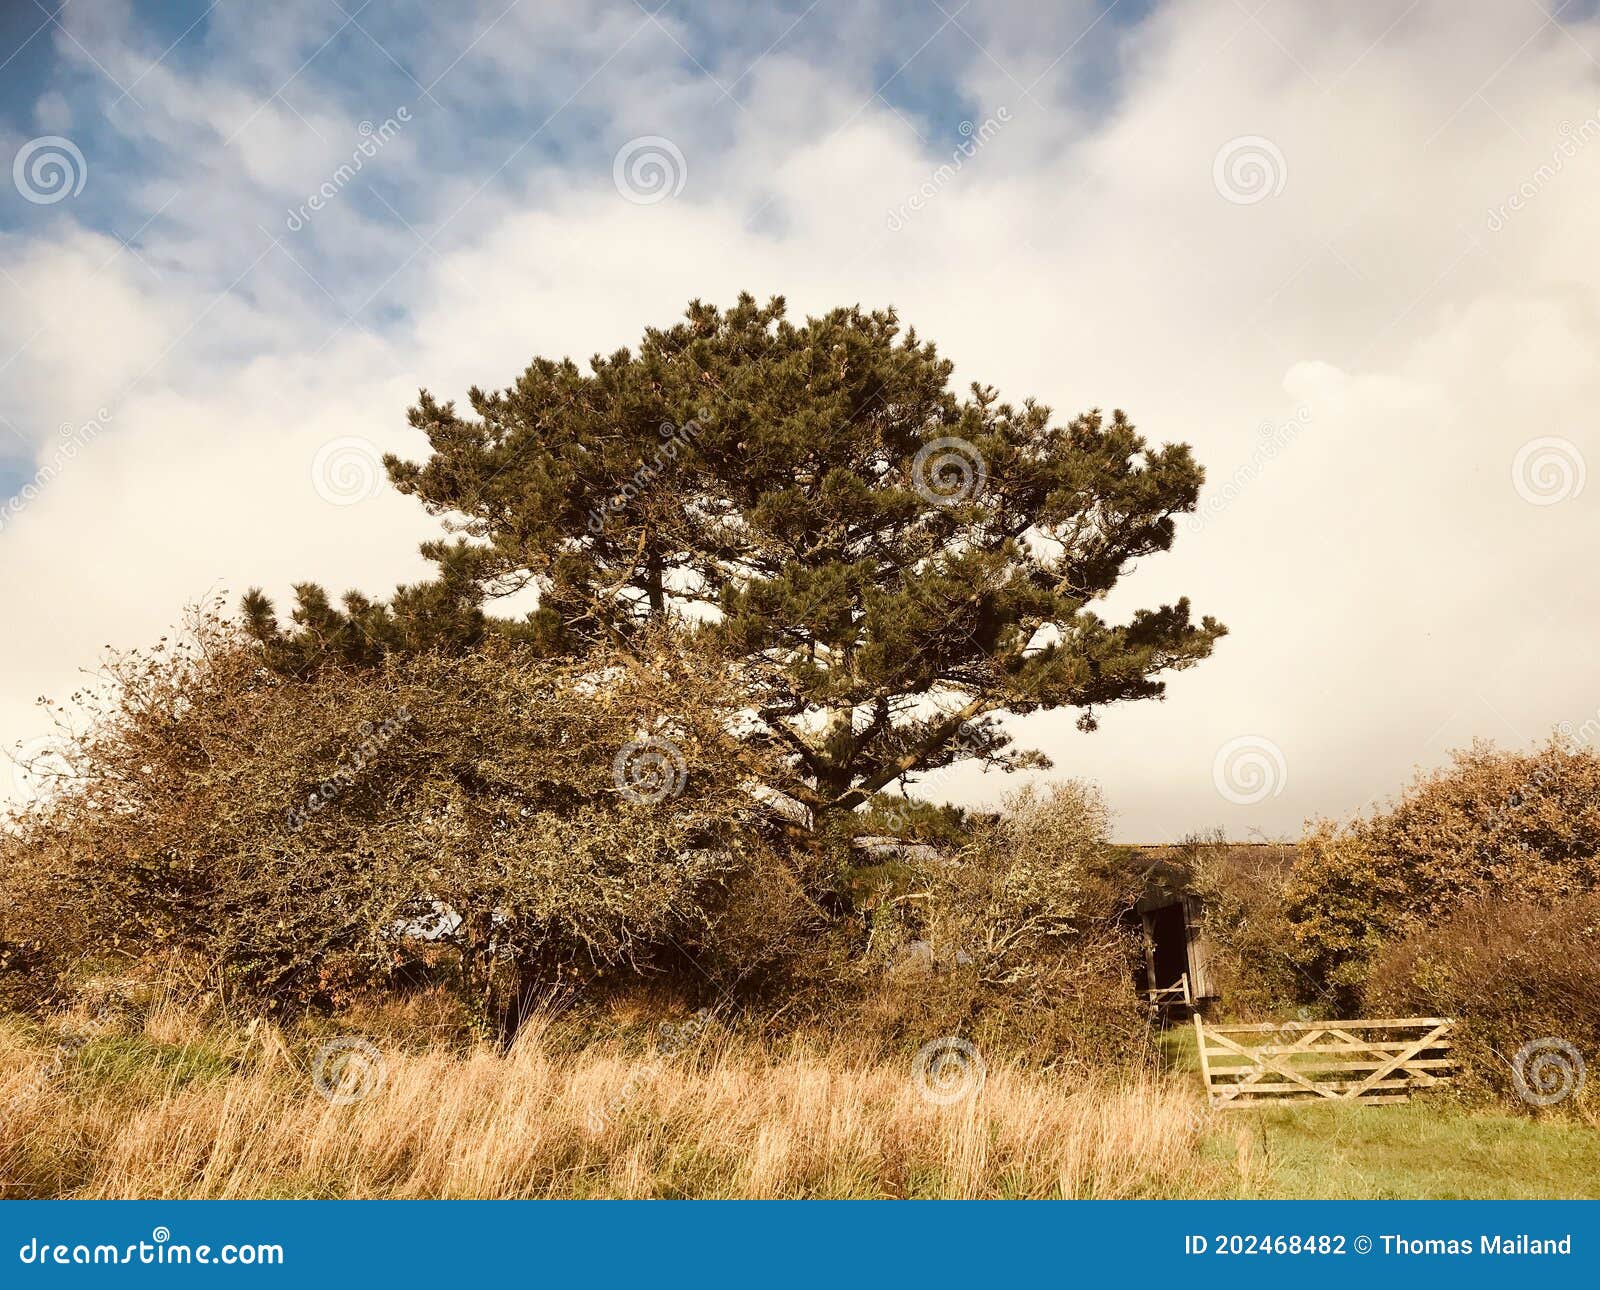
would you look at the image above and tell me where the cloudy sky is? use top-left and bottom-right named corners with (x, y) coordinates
top-left (1, 0), bottom-right (1597, 841)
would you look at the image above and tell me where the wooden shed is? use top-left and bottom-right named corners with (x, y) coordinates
top-left (1122, 840), bottom-right (1296, 1009)
top-left (1134, 892), bottom-right (1215, 1006)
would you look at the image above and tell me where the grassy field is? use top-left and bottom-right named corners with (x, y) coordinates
top-left (0, 1001), bottom-right (1231, 1199)
top-left (1164, 1025), bottom-right (1600, 1199)
top-left (1216, 1101), bottom-right (1600, 1199)
top-left (0, 1001), bottom-right (1593, 1199)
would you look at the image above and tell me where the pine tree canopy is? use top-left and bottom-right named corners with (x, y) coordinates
top-left (245, 293), bottom-right (1225, 821)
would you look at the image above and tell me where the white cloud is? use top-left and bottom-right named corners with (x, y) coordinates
top-left (4, 0), bottom-right (1599, 841)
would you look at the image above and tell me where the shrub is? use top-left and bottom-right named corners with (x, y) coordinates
top-left (1284, 737), bottom-right (1600, 1002)
top-left (1281, 822), bottom-right (1402, 1005)
top-left (918, 781), bottom-right (1133, 985)
top-left (1185, 837), bottom-right (1308, 1019)
top-left (1, 605), bottom-right (793, 1032)
top-left (854, 781), bottom-right (1151, 1070)
top-left (1364, 894), bottom-right (1600, 1114)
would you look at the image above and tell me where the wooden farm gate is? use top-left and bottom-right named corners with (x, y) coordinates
top-left (1195, 1016), bottom-right (1454, 1107)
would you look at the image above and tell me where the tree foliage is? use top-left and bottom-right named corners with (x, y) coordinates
top-left (246, 294), bottom-right (1224, 823)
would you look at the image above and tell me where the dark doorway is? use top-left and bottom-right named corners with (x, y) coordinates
top-left (1147, 903), bottom-right (1189, 993)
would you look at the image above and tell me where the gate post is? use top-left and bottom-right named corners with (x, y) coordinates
top-left (1193, 1013), bottom-right (1213, 1105)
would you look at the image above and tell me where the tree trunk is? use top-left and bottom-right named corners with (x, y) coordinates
top-left (493, 958), bottom-right (551, 1050)
top-left (644, 547), bottom-right (665, 616)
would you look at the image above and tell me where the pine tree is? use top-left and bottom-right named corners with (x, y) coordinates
top-left (247, 294), bottom-right (1225, 821)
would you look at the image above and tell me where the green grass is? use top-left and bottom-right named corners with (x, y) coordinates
top-left (73, 1032), bottom-right (237, 1095)
top-left (1162, 1022), bottom-right (1600, 1199)
top-left (1231, 1101), bottom-right (1600, 1198)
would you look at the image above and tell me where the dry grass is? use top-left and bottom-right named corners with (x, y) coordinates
top-left (0, 1001), bottom-right (1233, 1199)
